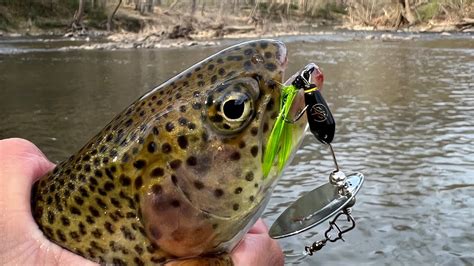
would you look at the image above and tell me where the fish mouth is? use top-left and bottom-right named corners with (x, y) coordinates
top-left (277, 43), bottom-right (288, 69)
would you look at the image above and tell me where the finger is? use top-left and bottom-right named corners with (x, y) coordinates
top-left (247, 219), bottom-right (269, 234)
top-left (231, 230), bottom-right (284, 266)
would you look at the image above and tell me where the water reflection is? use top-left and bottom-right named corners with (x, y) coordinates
top-left (0, 35), bottom-right (473, 265)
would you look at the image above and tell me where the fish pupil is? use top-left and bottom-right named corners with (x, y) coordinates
top-left (223, 99), bottom-right (244, 120)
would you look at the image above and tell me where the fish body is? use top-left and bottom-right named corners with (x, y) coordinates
top-left (31, 39), bottom-right (307, 265)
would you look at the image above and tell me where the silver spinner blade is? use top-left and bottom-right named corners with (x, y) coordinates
top-left (269, 172), bottom-right (364, 239)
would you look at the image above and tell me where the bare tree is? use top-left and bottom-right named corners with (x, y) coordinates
top-left (190, 0), bottom-right (197, 16)
top-left (71, 0), bottom-right (85, 30)
top-left (107, 0), bottom-right (123, 31)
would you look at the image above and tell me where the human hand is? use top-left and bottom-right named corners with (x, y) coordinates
top-left (0, 138), bottom-right (284, 266)
top-left (231, 219), bottom-right (285, 266)
top-left (0, 138), bottom-right (95, 265)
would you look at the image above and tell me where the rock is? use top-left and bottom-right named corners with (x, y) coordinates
top-left (380, 33), bottom-right (393, 41)
top-left (440, 32), bottom-right (451, 36)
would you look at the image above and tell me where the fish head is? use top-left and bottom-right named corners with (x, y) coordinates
top-left (140, 39), bottom-right (309, 256)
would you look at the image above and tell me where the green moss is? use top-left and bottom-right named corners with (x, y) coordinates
top-left (417, 0), bottom-right (440, 21)
top-left (311, 3), bottom-right (347, 20)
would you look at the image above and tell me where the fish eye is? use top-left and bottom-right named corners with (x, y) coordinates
top-left (221, 95), bottom-right (252, 122)
top-left (206, 79), bottom-right (257, 135)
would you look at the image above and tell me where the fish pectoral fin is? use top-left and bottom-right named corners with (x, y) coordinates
top-left (165, 254), bottom-right (233, 266)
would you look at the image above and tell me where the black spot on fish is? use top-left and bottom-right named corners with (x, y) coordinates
top-left (178, 117), bottom-right (188, 126)
top-left (119, 175), bottom-right (131, 186)
top-left (234, 187), bottom-right (243, 194)
top-left (243, 61), bottom-right (252, 71)
top-left (152, 184), bottom-right (162, 195)
top-left (171, 175), bottom-right (178, 185)
top-left (75, 194), bottom-right (86, 206)
top-left (162, 143), bottom-right (172, 153)
top-left (251, 146), bottom-right (258, 157)
top-left (47, 211), bottom-right (55, 224)
top-left (214, 189), bottom-right (224, 198)
top-left (148, 141), bottom-right (156, 153)
top-left (151, 167), bottom-right (164, 177)
top-left (250, 127), bottom-right (258, 136)
top-left (170, 160), bottom-right (182, 170)
top-left (165, 122), bottom-right (174, 132)
top-left (121, 153), bottom-right (130, 163)
top-left (177, 135), bottom-right (188, 149)
top-left (135, 176), bottom-right (143, 189)
top-left (104, 181), bottom-right (115, 191)
top-left (194, 181), bottom-right (204, 189)
top-left (230, 151), bottom-right (241, 161)
top-left (111, 198), bottom-right (121, 208)
top-left (245, 172), bottom-right (254, 181)
top-left (133, 160), bottom-right (146, 169)
top-left (125, 119), bottom-right (133, 127)
top-left (186, 156), bottom-right (197, 166)
top-left (265, 63), bottom-right (277, 72)
top-left (233, 203), bottom-right (240, 211)
top-left (95, 197), bottom-right (107, 209)
top-left (70, 206), bottom-right (81, 215)
top-left (170, 199), bottom-right (180, 208)
top-left (104, 222), bottom-right (115, 234)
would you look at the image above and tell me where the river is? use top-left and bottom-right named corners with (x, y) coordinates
top-left (1, 32), bottom-right (473, 265)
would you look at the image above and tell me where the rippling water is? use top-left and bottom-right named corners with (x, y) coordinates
top-left (1, 33), bottom-right (473, 265)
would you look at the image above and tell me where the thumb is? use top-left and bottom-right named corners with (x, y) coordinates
top-left (0, 138), bottom-right (55, 214)
top-left (0, 138), bottom-right (55, 254)
top-left (0, 138), bottom-right (98, 265)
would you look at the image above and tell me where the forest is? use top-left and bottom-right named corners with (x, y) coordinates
top-left (0, 0), bottom-right (472, 37)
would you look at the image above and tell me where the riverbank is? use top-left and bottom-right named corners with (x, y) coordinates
top-left (1, 1), bottom-right (472, 51)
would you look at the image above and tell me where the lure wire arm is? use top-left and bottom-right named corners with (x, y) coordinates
top-left (284, 105), bottom-right (309, 124)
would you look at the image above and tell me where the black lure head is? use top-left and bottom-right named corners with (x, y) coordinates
top-left (292, 63), bottom-right (335, 145)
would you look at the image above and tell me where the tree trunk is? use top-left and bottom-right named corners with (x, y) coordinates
top-left (167, 0), bottom-right (180, 11)
top-left (190, 0), bottom-right (197, 16)
top-left (218, 0), bottom-right (225, 21)
top-left (201, 0), bottom-right (206, 16)
top-left (399, 0), bottom-right (416, 25)
top-left (404, 0), bottom-right (417, 25)
top-left (107, 0), bottom-right (122, 32)
top-left (72, 0), bottom-right (85, 30)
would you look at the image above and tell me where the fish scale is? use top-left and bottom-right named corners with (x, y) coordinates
top-left (31, 39), bottom-right (307, 265)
